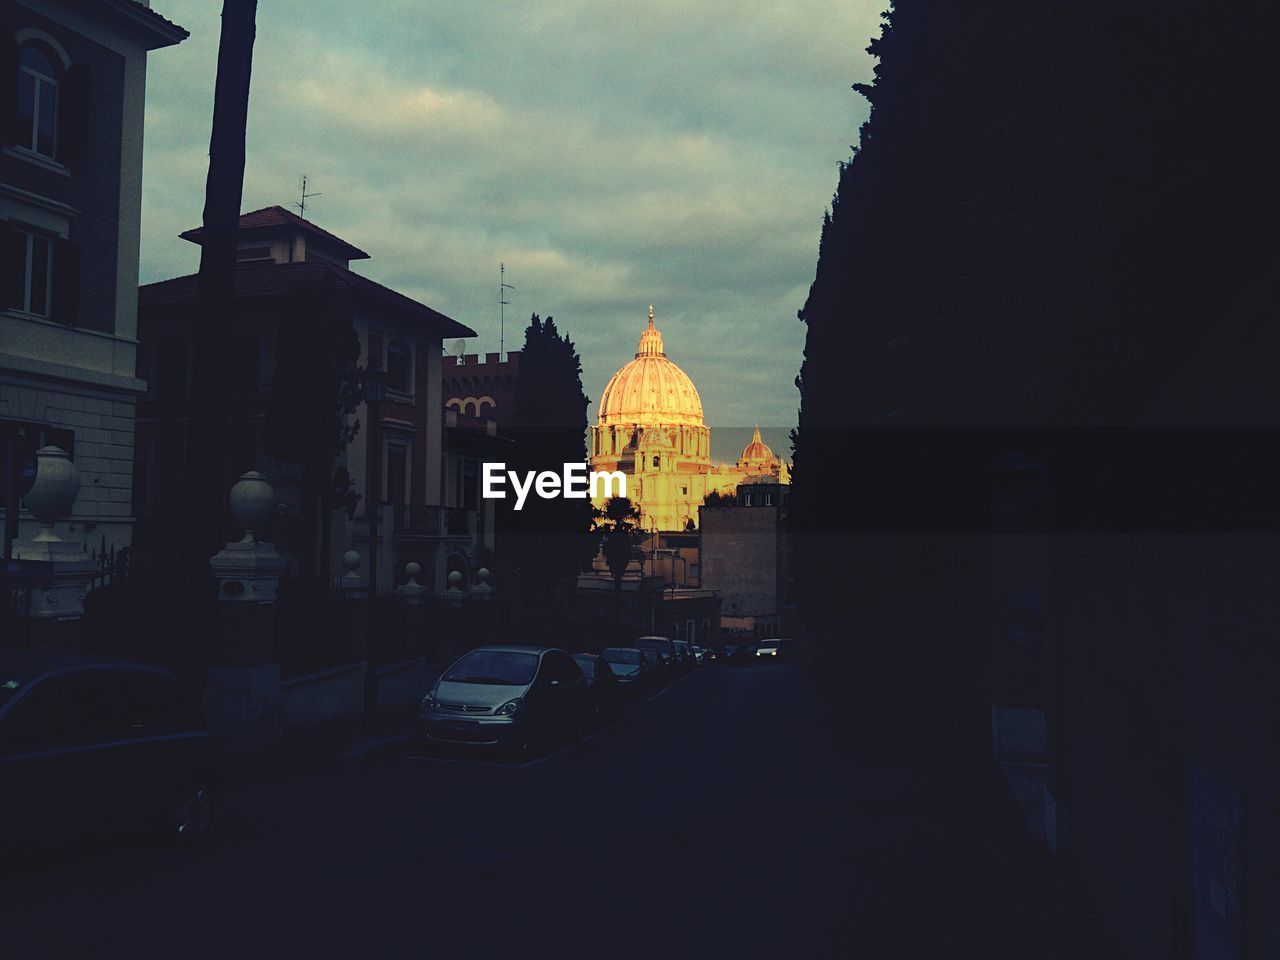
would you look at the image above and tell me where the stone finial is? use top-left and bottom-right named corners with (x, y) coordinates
top-left (397, 560), bottom-right (428, 605)
top-left (342, 550), bottom-right (363, 579)
top-left (445, 569), bottom-right (468, 599)
top-left (471, 567), bottom-right (494, 598)
top-left (24, 446), bottom-right (80, 542)
top-left (229, 471), bottom-right (275, 543)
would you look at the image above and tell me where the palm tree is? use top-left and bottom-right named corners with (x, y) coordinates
top-left (595, 497), bottom-right (642, 626)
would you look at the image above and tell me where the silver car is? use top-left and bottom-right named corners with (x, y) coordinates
top-left (418, 646), bottom-right (589, 754)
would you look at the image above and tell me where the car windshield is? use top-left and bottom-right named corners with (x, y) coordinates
top-left (444, 650), bottom-right (538, 685)
top-left (572, 657), bottom-right (596, 678)
top-left (634, 639), bottom-right (669, 652)
top-left (601, 649), bottom-right (641, 664)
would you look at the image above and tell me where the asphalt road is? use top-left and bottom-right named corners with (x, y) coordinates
top-left (2, 663), bottom-right (1096, 958)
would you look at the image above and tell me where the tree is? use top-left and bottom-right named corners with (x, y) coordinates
top-left (595, 496), bottom-right (642, 625)
top-left (181, 0), bottom-right (257, 581)
top-left (263, 278), bottom-right (362, 578)
top-left (703, 490), bottom-right (734, 508)
top-left (502, 314), bottom-right (596, 601)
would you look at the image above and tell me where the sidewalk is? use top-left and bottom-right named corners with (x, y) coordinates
top-left (223, 663), bottom-right (442, 782)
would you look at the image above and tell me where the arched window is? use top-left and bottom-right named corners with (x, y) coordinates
top-left (18, 43), bottom-right (60, 158)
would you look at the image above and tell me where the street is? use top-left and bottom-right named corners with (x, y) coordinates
top-left (3, 663), bottom-right (1096, 958)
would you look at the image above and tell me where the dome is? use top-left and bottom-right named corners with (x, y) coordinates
top-left (740, 425), bottom-right (774, 463)
top-left (597, 306), bottom-right (704, 427)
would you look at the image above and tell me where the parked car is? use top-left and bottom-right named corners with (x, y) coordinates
top-left (418, 646), bottom-right (589, 755)
top-left (633, 637), bottom-right (678, 679)
top-left (672, 639), bottom-right (695, 671)
top-left (599, 647), bottom-right (653, 695)
top-left (0, 653), bottom-right (225, 851)
top-left (635, 647), bottom-right (666, 686)
top-left (572, 654), bottom-right (620, 727)
top-left (689, 645), bottom-right (706, 665)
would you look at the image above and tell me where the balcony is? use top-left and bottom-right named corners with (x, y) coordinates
top-left (395, 504), bottom-right (476, 540)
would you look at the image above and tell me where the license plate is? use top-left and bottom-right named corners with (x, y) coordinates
top-left (444, 719), bottom-right (477, 732)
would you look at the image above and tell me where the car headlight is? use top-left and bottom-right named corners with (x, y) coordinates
top-left (495, 698), bottom-right (523, 716)
top-left (420, 693), bottom-right (437, 710)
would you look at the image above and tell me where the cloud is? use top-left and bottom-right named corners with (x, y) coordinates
top-left (139, 0), bottom-right (884, 435)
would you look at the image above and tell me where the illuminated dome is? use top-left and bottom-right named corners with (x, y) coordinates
top-left (740, 425), bottom-right (774, 464)
top-left (597, 306), bottom-right (704, 427)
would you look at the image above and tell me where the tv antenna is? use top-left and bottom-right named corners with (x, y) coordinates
top-left (295, 174), bottom-right (322, 219)
top-left (499, 262), bottom-right (515, 358)
top-left (445, 339), bottom-right (467, 365)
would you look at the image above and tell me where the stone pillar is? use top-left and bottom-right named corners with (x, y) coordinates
top-left (442, 570), bottom-right (468, 664)
top-left (339, 549), bottom-right (368, 660)
top-left (396, 561), bottom-right (429, 659)
top-left (203, 472), bottom-right (288, 747)
top-left (12, 446), bottom-right (97, 650)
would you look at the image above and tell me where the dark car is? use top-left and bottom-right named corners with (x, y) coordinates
top-left (599, 646), bottom-right (652, 695)
top-left (635, 647), bottom-right (666, 686)
top-left (672, 639), bottom-right (695, 671)
top-left (633, 636), bottom-right (677, 679)
top-left (0, 653), bottom-right (225, 851)
top-left (572, 654), bottom-right (620, 727)
top-left (753, 637), bottom-right (794, 661)
top-left (419, 646), bottom-right (589, 756)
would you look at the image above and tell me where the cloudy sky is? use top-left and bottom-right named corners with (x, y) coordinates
top-left (139, 1), bottom-right (884, 457)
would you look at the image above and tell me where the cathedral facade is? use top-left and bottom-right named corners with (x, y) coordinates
top-left (589, 307), bottom-right (788, 531)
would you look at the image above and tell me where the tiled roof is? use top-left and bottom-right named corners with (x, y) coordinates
top-left (179, 206), bottom-right (371, 261)
top-left (124, 0), bottom-right (187, 35)
top-left (140, 259), bottom-right (476, 339)
top-left (97, 0), bottom-right (189, 47)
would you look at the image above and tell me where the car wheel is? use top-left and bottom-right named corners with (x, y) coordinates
top-left (167, 780), bottom-right (217, 846)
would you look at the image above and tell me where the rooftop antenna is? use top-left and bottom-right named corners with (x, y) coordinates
top-left (445, 338), bottom-right (467, 365)
top-left (499, 263), bottom-right (515, 359)
top-left (295, 174), bottom-right (322, 219)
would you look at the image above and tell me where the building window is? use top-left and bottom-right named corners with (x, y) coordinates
top-left (652, 455), bottom-right (660, 469)
top-left (763, 492), bottom-right (773, 506)
top-left (6, 227), bottom-right (53, 317)
top-left (18, 43), bottom-right (60, 158)
top-left (387, 341), bottom-right (411, 394)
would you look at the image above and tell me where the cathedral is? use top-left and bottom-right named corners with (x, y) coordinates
top-left (590, 307), bottom-right (789, 531)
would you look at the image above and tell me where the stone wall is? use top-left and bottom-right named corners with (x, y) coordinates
top-left (1055, 534), bottom-right (1279, 959)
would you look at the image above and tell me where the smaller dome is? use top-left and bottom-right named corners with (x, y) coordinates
top-left (740, 425), bottom-right (774, 463)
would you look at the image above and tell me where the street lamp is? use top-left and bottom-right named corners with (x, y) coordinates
top-left (362, 367), bottom-right (387, 734)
